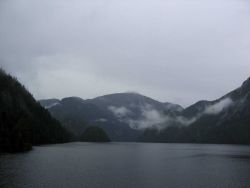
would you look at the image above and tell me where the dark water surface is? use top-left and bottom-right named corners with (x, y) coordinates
top-left (1, 142), bottom-right (250, 188)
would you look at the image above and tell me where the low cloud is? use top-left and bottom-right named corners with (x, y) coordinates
top-left (108, 106), bottom-right (132, 118)
top-left (174, 97), bottom-right (234, 127)
top-left (128, 107), bottom-right (168, 130)
top-left (203, 98), bottom-right (233, 115)
top-left (107, 98), bottom-right (233, 130)
top-left (178, 97), bottom-right (234, 126)
top-left (109, 104), bottom-right (194, 130)
top-left (127, 108), bottom-right (197, 130)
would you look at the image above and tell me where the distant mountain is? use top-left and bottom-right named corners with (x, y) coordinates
top-left (0, 69), bottom-right (72, 152)
top-left (40, 77), bottom-right (250, 144)
top-left (141, 77), bottom-right (250, 144)
top-left (40, 93), bottom-right (182, 141)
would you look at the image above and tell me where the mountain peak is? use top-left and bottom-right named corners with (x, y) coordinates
top-left (61, 96), bottom-right (84, 102)
top-left (94, 92), bottom-right (146, 99)
top-left (241, 77), bottom-right (250, 93)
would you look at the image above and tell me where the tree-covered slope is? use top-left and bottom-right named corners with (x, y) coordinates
top-left (39, 93), bottom-right (182, 141)
top-left (80, 126), bottom-right (110, 142)
top-left (140, 77), bottom-right (250, 144)
top-left (0, 69), bottom-right (72, 152)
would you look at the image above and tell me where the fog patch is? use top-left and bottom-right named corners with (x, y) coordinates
top-left (108, 106), bottom-right (132, 118)
top-left (136, 98), bottom-right (234, 129)
top-left (177, 97), bottom-right (234, 127)
top-left (108, 98), bottom-right (233, 130)
top-left (128, 107), bottom-right (168, 130)
top-left (203, 98), bottom-right (233, 115)
top-left (125, 105), bottom-right (195, 130)
top-left (175, 116), bottom-right (197, 126)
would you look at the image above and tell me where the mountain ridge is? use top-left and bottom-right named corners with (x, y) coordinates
top-left (39, 92), bottom-right (182, 141)
top-left (141, 76), bottom-right (250, 144)
top-left (39, 77), bottom-right (250, 144)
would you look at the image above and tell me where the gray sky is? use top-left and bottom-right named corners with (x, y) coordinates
top-left (0, 0), bottom-right (250, 107)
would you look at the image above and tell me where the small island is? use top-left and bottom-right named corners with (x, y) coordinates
top-left (80, 126), bottom-right (110, 142)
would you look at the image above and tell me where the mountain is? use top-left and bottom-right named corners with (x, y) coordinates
top-left (141, 77), bottom-right (250, 144)
top-left (39, 93), bottom-right (182, 141)
top-left (0, 69), bottom-right (72, 152)
top-left (40, 77), bottom-right (250, 144)
top-left (163, 102), bottom-right (183, 112)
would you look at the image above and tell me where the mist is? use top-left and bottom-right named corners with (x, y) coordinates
top-left (204, 98), bottom-right (233, 115)
top-left (108, 106), bottom-right (132, 118)
top-left (108, 97), bottom-right (234, 130)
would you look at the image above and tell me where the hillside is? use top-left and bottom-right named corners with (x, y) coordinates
top-left (0, 69), bottom-right (72, 152)
top-left (40, 93), bottom-right (182, 141)
top-left (40, 77), bottom-right (250, 144)
top-left (141, 77), bottom-right (250, 144)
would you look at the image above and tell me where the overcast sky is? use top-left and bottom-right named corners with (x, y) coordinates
top-left (0, 0), bottom-right (250, 107)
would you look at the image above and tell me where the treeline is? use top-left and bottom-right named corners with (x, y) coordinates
top-left (0, 69), bottom-right (72, 152)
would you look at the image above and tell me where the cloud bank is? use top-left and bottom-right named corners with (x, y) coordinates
top-left (108, 98), bottom-right (233, 130)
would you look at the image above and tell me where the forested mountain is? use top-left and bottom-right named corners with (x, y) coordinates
top-left (0, 69), bottom-right (72, 152)
top-left (40, 77), bottom-right (250, 145)
top-left (141, 77), bottom-right (250, 144)
top-left (80, 126), bottom-right (110, 142)
top-left (40, 93), bottom-right (182, 141)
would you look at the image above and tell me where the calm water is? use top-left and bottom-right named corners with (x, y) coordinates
top-left (1, 142), bottom-right (250, 188)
